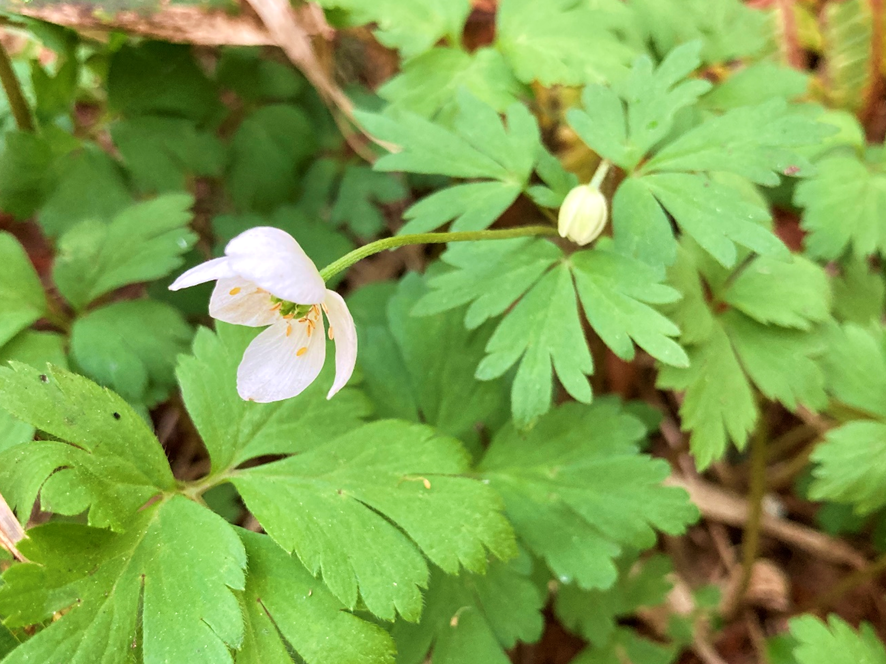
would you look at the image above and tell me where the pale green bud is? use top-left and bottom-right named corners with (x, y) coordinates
top-left (557, 185), bottom-right (608, 246)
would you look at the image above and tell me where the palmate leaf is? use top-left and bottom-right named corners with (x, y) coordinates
top-left (52, 193), bottom-right (196, 310)
top-left (176, 323), bottom-right (371, 475)
top-left (317, 0), bottom-right (471, 58)
top-left (819, 323), bottom-right (886, 419)
top-left (496, 0), bottom-right (635, 86)
top-left (330, 164), bottom-right (407, 237)
top-left (658, 245), bottom-right (831, 467)
top-left (416, 238), bottom-right (687, 427)
top-left (349, 274), bottom-right (508, 452)
top-left (0, 232), bottom-right (46, 348)
top-left (236, 531), bottom-right (396, 664)
top-left (477, 401), bottom-right (698, 589)
top-left (0, 363), bottom-right (175, 529)
top-left (231, 420), bottom-right (516, 622)
top-left (790, 615), bottom-right (886, 664)
top-left (378, 47), bottom-right (521, 122)
top-left (0, 497), bottom-right (247, 664)
top-left (810, 422), bottom-right (886, 515)
top-left (391, 556), bottom-right (544, 664)
top-left (794, 155), bottom-right (886, 260)
top-left (358, 91), bottom-right (540, 233)
top-left (569, 629), bottom-right (677, 664)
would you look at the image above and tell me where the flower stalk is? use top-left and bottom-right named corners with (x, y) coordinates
top-left (0, 40), bottom-right (33, 132)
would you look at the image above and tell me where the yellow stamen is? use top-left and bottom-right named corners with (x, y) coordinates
top-left (270, 302), bottom-right (282, 312)
top-left (229, 287), bottom-right (241, 296)
top-left (322, 303), bottom-right (329, 314)
top-left (328, 326), bottom-right (334, 340)
top-left (286, 324), bottom-right (292, 337)
top-left (296, 346), bottom-right (308, 357)
top-left (283, 313), bottom-right (295, 320)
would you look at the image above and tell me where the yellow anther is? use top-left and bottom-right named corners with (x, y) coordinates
top-left (270, 302), bottom-right (282, 312)
top-left (229, 287), bottom-right (241, 296)
top-left (286, 324), bottom-right (292, 337)
top-left (328, 326), bottom-right (334, 340)
top-left (296, 346), bottom-right (308, 357)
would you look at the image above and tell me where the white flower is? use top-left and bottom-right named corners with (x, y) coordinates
top-left (558, 184), bottom-right (608, 246)
top-left (169, 227), bottom-right (357, 403)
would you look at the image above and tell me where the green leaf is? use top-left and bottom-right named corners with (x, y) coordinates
top-left (821, 0), bottom-right (873, 111)
top-left (0, 363), bottom-right (175, 529)
top-left (70, 299), bottom-right (193, 407)
top-left (833, 257), bottom-right (885, 325)
top-left (611, 176), bottom-right (677, 267)
top-left (176, 323), bottom-right (370, 474)
top-left (108, 41), bottom-right (221, 121)
top-left (810, 421), bottom-right (886, 515)
top-left (53, 194), bottom-right (196, 310)
top-left (0, 130), bottom-right (55, 219)
top-left (231, 420), bottom-right (516, 621)
top-left (496, 0), bottom-right (634, 86)
top-left (227, 105), bottom-right (316, 212)
top-left (391, 556), bottom-right (544, 664)
top-left (820, 323), bottom-right (886, 419)
top-left (0, 232), bottom-right (46, 347)
top-left (571, 247), bottom-right (688, 367)
top-left (359, 92), bottom-right (540, 233)
top-left (38, 146), bottom-right (133, 237)
top-left (643, 99), bottom-right (830, 185)
top-left (349, 274), bottom-right (508, 452)
top-left (795, 155), bottom-right (886, 260)
top-left (556, 554), bottom-right (673, 647)
top-left (567, 42), bottom-right (711, 171)
top-left (790, 615), bottom-right (886, 664)
top-left (318, 0), bottom-right (471, 58)
top-left (112, 116), bottom-right (226, 194)
top-left (331, 164), bottom-right (406, 237)
top-left (0, 497), bottom-right (246, 664)
top-left (216, 47), bottom-right (304, 102)
top-left (235, 530), bottom-right (396, 664)
top-left (569, 629), bottom-right (678, 664)
top-left (478, 402), bottom-right (698, 589)
top-left (700, 62), bottom-right (810, 111)
top-left (379, 47), bottom-right (521, 122)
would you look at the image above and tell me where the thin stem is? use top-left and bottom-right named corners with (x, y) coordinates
top-left (730, 417), bottom-right (769, 616)
top-left (0, 40), bottom-right (33, 132)
top-left (590, 159), bottom-right (612, 189)
top-left (319, 225), bottom-right (559, 281)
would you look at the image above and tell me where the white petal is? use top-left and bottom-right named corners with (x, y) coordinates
top-left (224, 227), bottom-right (326, 304)
top-left (323, 290), bottom-right (357, 399)
top-left (209, 278), bottom-right (280, 327)
top-left (168, 257), bottom-right (236, 290)
top-left (236, 317), bottom-right (326, 403)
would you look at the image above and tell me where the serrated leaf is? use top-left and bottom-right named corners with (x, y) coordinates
top-left (567, 42), bottom-right (711, 172)
top-left (0, 232), bottom-right (46, 348)
top-left (231, 420), bottom-right (516, 621)
top-left (571, 247), bottom-right (688, 367)
top-left (496, 0), bottom-right (634, 86)
top-left (379, 47), bottom-right (521, 122)
top-left (810, 421), bottom-right (886, 515)
top-left (790, 615), bottom-right (886, 664)
top-left (833, 257), bottom-right (885, 324)
top-left (38, 146), bottom-right (133, 237)
top-left (700, 62), bottom-right (810, 111)
top-left (176, 323), bottom-right (370, 474)
top-left (391, 556), bottom-right (544, 664)
top-left (795, 155), bottom-right (886, 260)
top-left (0, 497), bottom-right (246, 664)
top-left (478, 402), bottom-right (698, 589)
top-left (112, 116), bottom-right (226, 194)
top-left (70, 299), bottom-right (192, 407)
top-left (642, 99), bottom-right (829, 185)
top-left (331, 164), bottom-right (406, 237)
top-left (0, 363), bottom-right (175, 529)
top-left (819, 323), bottom-right (886, 419)
top-left (318, 0), bottom-right (471, 58)
top-left (570, 628), bottom-right (678, 664)
top-left (349, 275), bottom-right (508, 451)
top-left (611, 176), bottom-right (677, 267)
top-left (0, 130), bottom-right (55, 219)
top-left (821, 0), bottom-right (873, 111)
top-left (556, 554), bottom-right (673, 647)
top-left (235, 530), bottom-right (396, 664)
top-left (227, 105), bottom-right (316, 213)
top-left (53, 194), bottom-right (196, 310)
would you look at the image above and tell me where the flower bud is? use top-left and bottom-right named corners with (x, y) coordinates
top-left (557, 185), bottom-right (608, 246)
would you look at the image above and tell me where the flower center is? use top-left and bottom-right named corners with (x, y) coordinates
top-left (269, 297), bottom-right (314, 319)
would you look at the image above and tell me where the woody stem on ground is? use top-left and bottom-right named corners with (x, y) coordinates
top-left (0, 40), bottom-right (33, 132)
top-left (319, 225), bottom-right (560, 281)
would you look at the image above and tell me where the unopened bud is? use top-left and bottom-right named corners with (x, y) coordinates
top-left (557, 185), bottom-right (608, 246)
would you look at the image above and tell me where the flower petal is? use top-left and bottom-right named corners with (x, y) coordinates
top-left (322, 290), bottom-right (357, 399)
top-left (168, 257), bottom-right (235, 291)
top-left (209, 278), bottom-right (279, 327)
top-left (236, 317), bottom-right (326, 403)
top-left (224, 227), bottom-right (326, 304)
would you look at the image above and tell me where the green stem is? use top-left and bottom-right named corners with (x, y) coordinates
top-left (0, 40), bottom-right (33, 132)
top-left (319, 225), bottom-right (559, 281)
top-left (590, 159), bottom-right (611, 189)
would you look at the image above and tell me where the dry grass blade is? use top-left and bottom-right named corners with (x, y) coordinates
top-left (0, 490), bottom-right (25, 562)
